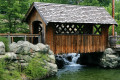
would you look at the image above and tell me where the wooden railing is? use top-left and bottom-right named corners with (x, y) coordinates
top-left (0, 33), bottom-right (41, 44)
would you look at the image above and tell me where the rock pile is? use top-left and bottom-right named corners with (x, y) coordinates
top-left (100, 48), bottom-right (120, 68)
top-left (0, 41), bottom-right (57, 76)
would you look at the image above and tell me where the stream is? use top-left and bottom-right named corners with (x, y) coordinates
top-left (44, 53), bottom-right (120, 80)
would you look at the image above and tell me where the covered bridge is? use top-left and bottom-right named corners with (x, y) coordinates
top-left (24, 2), bottom-right (117, 54)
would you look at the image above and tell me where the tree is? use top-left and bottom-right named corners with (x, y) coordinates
top-left (98, 0), bottom-right (112, 6)
top-left (105, 0), bottom-right (120, 35)
top-left (0, 0), bottom-right (29, 33)
top-left (0, 0), bottom-right (120, 35)
top-left (114, 0), bottom-right (120, 35)
top-left (0, 0), bottom-right (83, 33)
top-left (79, 0), bottom-right (100, 6)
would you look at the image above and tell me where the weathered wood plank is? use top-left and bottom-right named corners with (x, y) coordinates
top-left (48, 34), bottom-right (108, 54)
top-left (46, 25), bottom-right (109, 54)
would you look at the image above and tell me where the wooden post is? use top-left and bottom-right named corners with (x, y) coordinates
top-left (41, 27), bottom-right (45, 44)
top-left (38, 35), bottom-right (41, 43)
top-left (24, 35), bottom-right (26, 41)
top-left (7, 33), bottom-right (11, 45)
top-left (38, 32), bottom-right (41, 43)
top-left (12, 37), bottom-right (13, 43)
top-left (112, 0), bottom-right (115, 36)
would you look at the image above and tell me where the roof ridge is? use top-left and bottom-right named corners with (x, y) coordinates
top-left (33, 2), bottom-right (104, 8)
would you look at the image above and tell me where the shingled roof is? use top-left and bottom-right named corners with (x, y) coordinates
top-left (24, 2), bottom-right (118, 25)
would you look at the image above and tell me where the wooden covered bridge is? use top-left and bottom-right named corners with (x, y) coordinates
top-left (23, 2), bottom-right (117, 54)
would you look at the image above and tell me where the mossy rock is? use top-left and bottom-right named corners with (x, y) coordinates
top-left (22, 55), bottom-right (32, 62)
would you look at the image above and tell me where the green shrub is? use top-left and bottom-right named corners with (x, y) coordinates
top-left (13, 37), bottom-right (24, 43)
top-left (0, 36), bottom-right (9, 52)
top-left (7, 70), bottom-right (22, 80)
top-left (0, 59), bottom-right (22, 80)
top-left (24, 53), bottom-right (48, 79)
top-left (0, 59), bottom-right (6, 80)
top-left (116, 40), bottom-right (120, 44)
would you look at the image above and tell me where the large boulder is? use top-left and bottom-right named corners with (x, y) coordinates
top-left (17, 41), bottom-right (41, 52)
top-left (37, 43), bottom-right (49, 53)
top-left (47, 54), bottom-right (55, 63)
top-left (10, 41), bottom-right (50, 54)
top-left (0, 42), bottom-right (5, 55)
top-left (10, 41), bottom-right (36, 54)
top-left (30, 44), bottom-right (40, 52)
top-left (66, 54), bottom-right (72, 62)
top-left (16, 41), bottom-right (33, 54)
top-left (45, 62), bottom-right (57, 76)
top-left (55, 55), bottom-right (65, 69)
top-left (5, 52), bottom-right (17, 60)
top-left (22, 55), bottom-right (32, 62)
top-left (48, 50), bottom-right (54, 55)
top-left (100, 48), bottom-right (119, 68)
top-left (9, 42), bottom-right (18, 53)
top-left (104, 48), bottom-right (115, 54)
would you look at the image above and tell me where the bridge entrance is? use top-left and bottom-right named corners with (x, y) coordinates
top-left (32, 21), bottom-right (42, 44)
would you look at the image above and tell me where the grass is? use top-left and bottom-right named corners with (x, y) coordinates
top-left (24, 53), bottom-right (48, 79)
top-left (0, 59), bottom-right (6, 80)
top-left (0, 59), bottom-right (22, 80)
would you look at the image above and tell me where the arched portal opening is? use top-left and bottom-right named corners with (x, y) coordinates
top-left (32, 21), bottom-right (42, 44)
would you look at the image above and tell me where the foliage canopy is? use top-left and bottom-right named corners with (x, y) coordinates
top-left (0, 0), bottom-right (120, 35)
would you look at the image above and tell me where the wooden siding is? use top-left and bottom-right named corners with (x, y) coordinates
top-left (54, 35), bottom-right (104, 54)
top-left (27, 8), bottom-right (46, 43)
top-left (46, 25), bottom-right (54, 51)
top-left (46, 25), bottom-right (109, 54)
